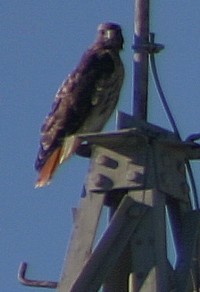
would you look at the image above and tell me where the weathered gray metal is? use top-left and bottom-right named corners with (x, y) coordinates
top-left (58, 192), bottom-right (105, 291)
top-left (57, 111), bottom-right (200, 291)
top-left (16, 0), bottom-right (200, 290)
top-left (69, 194), bottom-right (148, 292)
top-left (57, 0), bottom-right (200, 290)
top-left (133, 0), bottom-right (149, 119)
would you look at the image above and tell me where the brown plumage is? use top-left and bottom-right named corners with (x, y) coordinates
top-left (35, 23), bottom-right (124, 188)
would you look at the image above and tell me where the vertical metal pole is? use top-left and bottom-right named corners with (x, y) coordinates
top-left (103, 3), bottom-right (150, 290)
top-left (133, 0), bottom-right (149, 120)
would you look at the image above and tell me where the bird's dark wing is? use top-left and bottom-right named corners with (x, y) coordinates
top-left (35, 49), bottom-right (115, 171)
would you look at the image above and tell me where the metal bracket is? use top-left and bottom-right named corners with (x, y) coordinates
top-left (132, 32), bottom-right (164, 54)
top-left (18, 262), bottom-right (58, 289)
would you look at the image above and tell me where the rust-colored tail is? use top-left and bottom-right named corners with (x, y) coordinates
top-left (35, 136), bottom-right (81, 188)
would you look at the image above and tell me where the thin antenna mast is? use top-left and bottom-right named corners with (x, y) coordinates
top-left (133, 0), bottom-right (149, 119)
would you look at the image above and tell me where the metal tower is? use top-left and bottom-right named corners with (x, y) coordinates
top-left (18, 1), bottom-right (200, 291)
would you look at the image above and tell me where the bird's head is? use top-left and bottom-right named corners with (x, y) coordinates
top-left (96, 23), bottom-right (124, 50)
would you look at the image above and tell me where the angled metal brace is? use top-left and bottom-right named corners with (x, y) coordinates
top-left (68, 194), bottom-right (149, 292)
top-left (175, 211), bottom-right (200, 291)
top-left (18, 262), bottom-right (58, 289)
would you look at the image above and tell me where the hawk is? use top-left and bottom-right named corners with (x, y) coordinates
top-left (35, 22), bottom-right (124, 188)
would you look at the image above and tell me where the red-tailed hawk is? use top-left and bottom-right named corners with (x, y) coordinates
top-left (35, 23), bottom-right (124, 188)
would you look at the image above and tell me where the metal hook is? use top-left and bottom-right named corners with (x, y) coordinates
top-left (18, 262), bottom-right (58, 289)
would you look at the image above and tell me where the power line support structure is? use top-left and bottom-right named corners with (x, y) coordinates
top-left (18, 0), bottom-right (200, 291)
top-left (57, 0), bottom-right (200, 291)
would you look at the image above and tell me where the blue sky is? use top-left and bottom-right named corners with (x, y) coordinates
top-left (1, 1), bottom-right (200, 291)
